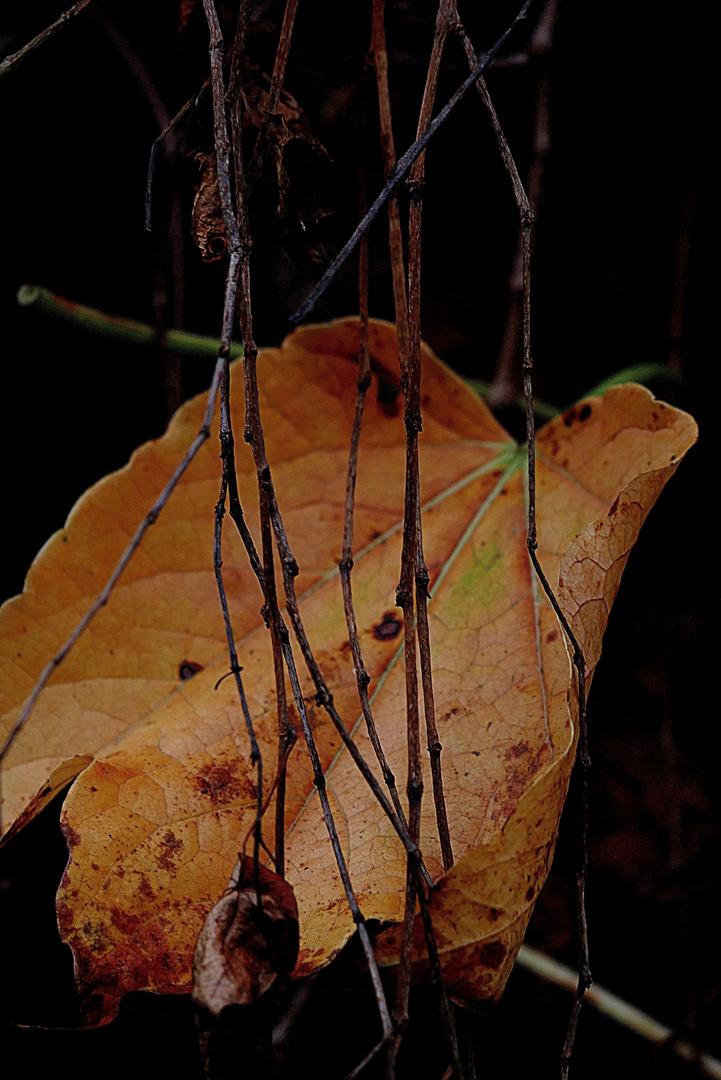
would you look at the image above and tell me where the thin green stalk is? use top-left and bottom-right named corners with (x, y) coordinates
top-left (17, 285), bottom-right (243, 360)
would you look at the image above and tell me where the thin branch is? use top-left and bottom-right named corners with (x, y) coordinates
top-left (406, 0), bottom-right (456, 877)
top-left (449, 5), bottom-right (591, 1071)
top-left (289, 0), bottom-right (534, 325)
top-left (338, 70), bottom-right (408, 833)
top-left (518, 189), bottom-right (591, 1080)
top-left (0, 0), bottom-right (96, 82)
top-left (0, 352), bottom-right (226, 825)
top-left (16, 285), bottom-right (244, 359)
top-left (371, 0), bottom-right (409, 368)
top-left (201, 0), bottom-right (394, 1034)
top-left (517, 946), bottom-right (721, 1080)
top-left (388, 5), bottom-right (461, 1075)
top-left (485, 0), bottom-right (560, 407)
top-left (145, 82), bottom-right (210, 233)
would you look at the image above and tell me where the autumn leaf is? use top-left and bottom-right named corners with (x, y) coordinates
top-left (0, 319), bottom-right (696, 1024)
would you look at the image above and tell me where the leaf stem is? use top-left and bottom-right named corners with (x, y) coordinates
top-left (516, 946), bottom-right (721, 1080)
top-left (17, 285), bottom-right (244, 360)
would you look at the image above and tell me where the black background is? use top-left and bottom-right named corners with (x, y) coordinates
top-left (0, 2), bottom-right (718, 1077)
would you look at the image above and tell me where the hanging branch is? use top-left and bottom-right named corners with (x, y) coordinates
top-left (0, 351), bottom-right (226, 826)
top-left (200, 0), bottom-right (396, 1037)
top-left (371, 0), bottom-right (409, 369)
top-left (445, 5), bottom-right (591, 1072)
top-left (406, 0), bottom-right (456, 877)
top-left (486, 0), bottom-right (560, 407)
top-left (289, 0), bottom-right (534, 325)
top-left (145, 82), bottom-right (210, 233)
top-left (338, 62), bottom-right (409, 832)
top-left (519, 166), bottom-right (590, 1080)
top-left (0, 0), bottom-right (96, 82)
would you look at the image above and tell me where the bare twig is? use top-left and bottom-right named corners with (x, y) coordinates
top-left (289, 0), bottom-right (534, 325)
top-left (406, 0), bottom-right (456, 877)
top-left (338, 69), bottom-right (408, 833)
top-left (371, 0), bottom-right (409, 368)
top-left (485, 0), bottom-right (560, 407)
top-left (388, 5), bottom-right (462, 1075)
top-left (518, 183), bottom-right (591, 1080)
top-left (145, 82), bottom-right (210, 233)
top-left (448, 4), bottom-right (591, 1071)
top-left (201, 0), bottom-right (394, 1034)
top-left (0, 354), bottom-right (226, 825)
top-left (517, 946), bottom-right (721, 1080)
top-left (0, 0), bottom-right (96, 82)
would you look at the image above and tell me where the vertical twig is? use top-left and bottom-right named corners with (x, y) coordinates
top-left (338, 61), bottom-right (409, 832)
top-left (200, 0), bottom-right (394, 1038)
top-left (519, 183), bottom-right (591, 1080)
top-left (406, 0), bottom-right (456, 877)
top-left (289, 0), bottom-right (535, 325)
top-left (371, 0), bottom-right (409, 367)
top-left (481, 0), bottom-right (560, 407)
top-left (449, 6), bottom-right (592, 1072)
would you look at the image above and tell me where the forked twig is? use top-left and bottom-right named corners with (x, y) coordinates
top-left (0, 0), bottom-right (96, 82)
top-left (290, 0), bottom-right (534, 325)
top-left (201, 0), bottom-right (394, 1036)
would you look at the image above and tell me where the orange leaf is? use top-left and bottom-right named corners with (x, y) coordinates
top-left (0, 319), bottom-right (696, 1024)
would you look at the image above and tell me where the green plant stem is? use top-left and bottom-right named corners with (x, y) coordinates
top-left (517, 945), bottom-right (721, 1078)
top-left (18, 286), bottom-right (680, 412)
top-left (16, 285), bottom-right (244, 361)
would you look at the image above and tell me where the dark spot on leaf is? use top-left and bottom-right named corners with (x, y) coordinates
top-left (157, 830), bottom-right (183, 871)
top-left (195, 763), bottom-right (245, 806)
top-left (179, 660), bottom-right (204, 680)
top-left (578, 403), bottom-right (592, 422)
top-left (545, 629), bottom-right (559, 644)
top-left (563, 407), bottom-right (576, 427)
top-left (479, 941), bottom-right (507, 970)
top-left (525, 886), bottom-right (535, 902)
top-left (110, 908), bottom-right (143, 936)
top-left (373, 611), bottom-right (403, 641)
top-left (376, 376), bottom-right (401, 417)
top-left (138, 877), bottom-right (155, 900)
top-left (609, 495), bottom-right (620, 516)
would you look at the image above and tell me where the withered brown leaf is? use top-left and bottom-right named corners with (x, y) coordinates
top-left (193, 856), bottom-right (299, 1016)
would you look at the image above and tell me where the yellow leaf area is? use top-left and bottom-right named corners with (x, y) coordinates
top-left (0, 319), bottom-right (696, 1025)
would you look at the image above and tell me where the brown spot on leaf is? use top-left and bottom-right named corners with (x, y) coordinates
top-left (111, 908), bottom-right (143, 936)
top-left (139, 877), bottom-right (155, 900)
top-left (157, 830), bottom-right (183, 871)
top-left (525, 886), bottom-right (535, 902)
top-left (373, 611), bottom-right (403, 641)
top-left (578, 403), bottom-right (592, 422)
top-left (195, 763), bottom-right (245, 806)
top-left (179, 660), bottom-right (203, 681)
top-left (478, 941), bottom-right (507, 970)
top-left (376, 376), bottom-right (401, 417)
top-left (545, 629), bottom-right (559, 644)
top-left (563, 407), bottom-right (576, 428)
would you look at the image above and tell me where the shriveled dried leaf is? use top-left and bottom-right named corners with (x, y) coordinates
top-left (190, 149), bottom-right (226, 263)
top-left (0, 319), bottom-right (696, 1024)
top-left (193, 855), bottom-right (299, 1016)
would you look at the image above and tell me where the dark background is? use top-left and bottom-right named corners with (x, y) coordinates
top-left (0, 2), bottom-right (718, 1077)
